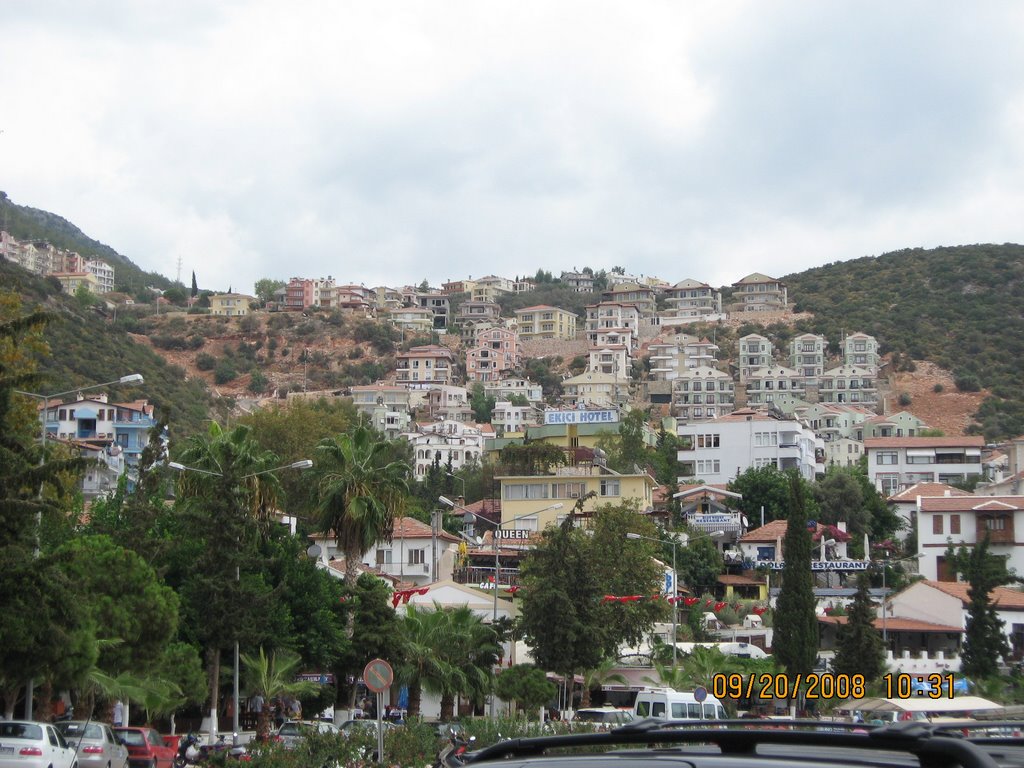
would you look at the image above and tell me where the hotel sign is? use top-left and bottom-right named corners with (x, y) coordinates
top-left (544, 409), bottom-right (619, 425)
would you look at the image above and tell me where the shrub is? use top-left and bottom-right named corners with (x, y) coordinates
top-left (195, 353), bottom-right (217, 371)
top-left (186, 334), bottom-right (205, 350)
top-left (347, 347), bottom-right (364, 359)
top-left (933, 383), bottom-right (944, 393)
top-left (150, 335), bottom-right (189, 350)
top-left (897, 392), bottom-right (912, 407)
top-left (238, 314), bottom-right (260, 333)
top-left (214, 360), bottom-right (238, 384)
top-left (955, 373), bottom-right (981, 392)
top-left (248, 370), bottom-right (268, 394)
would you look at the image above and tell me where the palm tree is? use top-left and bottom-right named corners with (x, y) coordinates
top-left (313, 426), bottom-right (410, 583)
top-left (580, 657), bottom-right (627, 708)
top-left (173, 422), bottom-right (283, 738)
top-left (241, 648), bottom-right (317, 741)
top-left (643, 647), bottom-right (738, 691)
top-left (393, 604), bottom-right (450, 718)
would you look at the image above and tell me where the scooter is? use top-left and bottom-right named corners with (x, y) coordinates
top-left (434, 728), bottom-right (476, 768)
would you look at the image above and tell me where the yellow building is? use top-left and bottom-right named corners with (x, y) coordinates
top-left (210, 293), bottom-right (255, 316)
top-left (515, 305), bottom-right (578, 341)
top-left (52, 271), bottom-right (100, 294)
top-left (496, 466), bottom-right (658, 530)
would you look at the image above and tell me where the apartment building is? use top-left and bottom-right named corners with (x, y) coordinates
top-left (585, 302), bottom-right (641, 346)
top-left (515, 305), bottom-right (578, 341)
top-left (482, 377), bottom-right (544, 404)
top-left (471, 275), bottom-right (516, 303)
top-left (560, 371), bottom-right (627, 409)
top-left (844, 332), bottom-right (880, 369)
top-left (677, 407), bottom-right (824, 484)
top-left (672, 365), bottom-right (735, 422)
top-left (210, 293), bottom-right (254, 316)
top-left (51, 271), bottom-right (100, 295)
top-left (789, 333), bottom-right (826, 380)
top-left (492, 401), bottom-right (540, 436)
top-left (406, 419), bottom-right (486, 480)
top-left (647, 336), bottom-right (720, 381)
top-left (559, 270), bottom-right (596, 292)
top-left (416, 292), bottom-right (451, 328)
top-left (744, 365), bottom-right (807, 406)
top-left (729, 273), bottom-right (788, 313)
top-left (662, 279), bottom-right (725, 324)
top-left (424, 384), bottom-right (474, 422)
top-left (737, 333), bottom-right (775, 382)
top-left (349, 384), bottom-right (413, 440)
top-left (383, 306), bottom-right (434, 335)
top-left (801, 403), bottom-right (875, 443)
top-left (395, 345), bottom-right (454, 388)
top-left (456, 300), bottom-right (502, 326)
top-left (41, 393), bottom-right (158, 470)
top-left (818, 364), bottom-right (879, 407)
top-left (863, 411), bottom-right (930, 439)
top-left (465, 327), bottom-right (520, 383)
top-left (372, 286), bottom-right (404, 311)
top-left (865, 436), bottom-right (984, 495)
top-left (588, 343), bottom-right (630, 378)
top-left (600, 282), bottom-right (657, 315)
top-left (285, 276), bottom-right (335, 310)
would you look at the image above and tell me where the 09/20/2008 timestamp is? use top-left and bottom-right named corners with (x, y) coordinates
top-left (884, 673), bottom-right (956, 699)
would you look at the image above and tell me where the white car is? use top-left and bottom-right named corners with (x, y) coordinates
top-left (55, 722), bottom-right (128, 768)
top-left (0, 721), bottom-right (78, 768)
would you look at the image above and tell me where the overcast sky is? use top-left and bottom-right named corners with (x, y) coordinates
top-left (3, 1), bottom-right (1024, 294)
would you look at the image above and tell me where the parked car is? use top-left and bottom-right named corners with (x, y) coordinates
top-left (55, 723), bottom-right (128, 768)
top-left (571, 706), bottom-right (635, 728)
top-left (275, 720), bottom-right (339, 750)
top-left (112, 728), bottom-right (174, 768)
top-left (338, 719), bottom-right (395, 739)
top-left (0, 721), bottom-right (77, 768)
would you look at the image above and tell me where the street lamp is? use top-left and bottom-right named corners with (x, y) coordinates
top-left (445, 471), bottom-right (466, 501)
top-left (14, 373), bottom-right (144, 720)
top-left (875, 553), bottom-right (921, 643)
top-left (170, 458), bottom-right (312, 743)
top-left (438, 495), bottom-right (564, 717)
top-left (625, 530), bottom-right (724, 665)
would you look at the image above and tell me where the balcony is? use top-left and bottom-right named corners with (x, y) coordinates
top-left (977, 515), bottom-right (1014, 544)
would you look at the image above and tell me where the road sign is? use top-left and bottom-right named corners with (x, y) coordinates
top-left (694, 685), bottom-right (708, 703)
top-left (362, 658), bottom-right (393, 693)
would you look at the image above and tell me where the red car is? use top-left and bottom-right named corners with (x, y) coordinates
top-left (112, 728), bottom-right (174, 768)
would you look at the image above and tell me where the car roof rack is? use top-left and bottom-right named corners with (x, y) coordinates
top-left (466, 719), bottom-right (1005, 768)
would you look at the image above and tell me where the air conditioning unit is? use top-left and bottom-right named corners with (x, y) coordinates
top-left (568, 490), bottom-right (580, 498)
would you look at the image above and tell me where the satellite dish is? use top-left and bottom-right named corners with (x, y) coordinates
top-left (306, 544), bottom-right (322, 559)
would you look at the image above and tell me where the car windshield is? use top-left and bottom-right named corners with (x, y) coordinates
top-left (0, 723), bottom-right (42, 740)
top-left (57, 723), bottom-right (103, 739)
top-left (278, 723), bottom-right (305, 736)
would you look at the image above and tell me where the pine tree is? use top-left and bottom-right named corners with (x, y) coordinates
top-left (959, 537), bottom-right (1011, 679)
top-left (773, 473), bottom-right (818, 682)
top-left (832, 573), bottom-right (885, 681)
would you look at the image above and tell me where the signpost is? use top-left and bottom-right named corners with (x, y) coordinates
top-left (543, 409), bottom-right (619, 425)
top-left (362, 659), bottom-right (393, 764)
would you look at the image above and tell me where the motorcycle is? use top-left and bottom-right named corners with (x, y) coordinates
top-left (174, 734), bottom-right (248, 768)
top-left (434, 728), bottom-right (476, 768)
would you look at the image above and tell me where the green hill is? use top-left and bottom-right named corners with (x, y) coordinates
top-left (782, 244), bottom-right (1024, 440)
top-left (1, 258), bottom-right (217, 439)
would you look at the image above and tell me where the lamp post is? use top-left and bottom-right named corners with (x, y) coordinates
top-left (170, 458), bottom-right (312, 743)
top-left (625, 530), bottom-right (724, 665)
top-left (15, 373), bottom-right (144, 720)
top-left (438, 495), bottom-right (564, 717)
top-left (445, 471), bottom-right (466, 502)
top-left (874, 553), bottom-right (921, 644)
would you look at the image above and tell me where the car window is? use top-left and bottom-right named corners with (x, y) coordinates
top-left (60, 723), bottom-right (103, 739)
top-left (651, 702), bottom-right (665, 717)
top-left (278, 723), bottom-right (301, 736)
top-left (0, 723), bottom-right (43, 740)
top-left (117, 731), bottom-right (145, 746)
top-left (47, 726), bottom-right (60, 747)
top-left (670, 703), bottom-right (685, 718)
top-left (635, 701), bottom-right (649, 717)
top-left (717, 706), bottom-right (727, 719)
top-left (703, 703), bottom-right (717, 719)
top-left (105, 727), bottom-right (118, 744)
top-left (688, 703), bottom-right (701, 719)
top-left (149, 730), bottom-right (163, 746)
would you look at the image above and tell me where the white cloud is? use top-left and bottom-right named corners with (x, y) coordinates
top-left (2, 1), bottom-right (1024, 294)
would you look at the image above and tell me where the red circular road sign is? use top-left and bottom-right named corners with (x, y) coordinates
top-left (362, 658), bottom-right (394, 693)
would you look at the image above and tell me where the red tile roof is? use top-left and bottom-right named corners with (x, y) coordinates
top-left (923, 580), bottom-right (1024, 610)
top-left (741, 520), bottom-right (831, 542)
top-left (917, 496), bottom-right (1024, 513)
top-left (717, 574), bottom-right (766, 587)
top-left (818, 615), bottom-right (962, 633)
top-left (888, 482), bottom-right (972, 502)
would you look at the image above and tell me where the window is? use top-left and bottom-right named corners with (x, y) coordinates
top-left (876, 451), bottom-right (898, 465)
top-left (697, 433), bottom-right (720, 448)
top-left (599, 479), bottom-right (620, 496)
top-left (985, 515), bottom-right (1007, 531)
top-left (408, 549), bottom-right (425, 565)
top-left (879, 474), bottom-right (900, 495)
top-left (951, 514), bottom-right (961, 535)
top-left (696, 459), bottom-right (720, 474)
top-left (933, 515), bottom-right (943, 535)
top-left (503, 483), bottom-right (548, 500)
top-left (375, 549), bottom-right (393, 565)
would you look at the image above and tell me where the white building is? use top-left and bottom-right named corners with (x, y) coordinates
top-left (672, 365), bottom-right (735, 422)
top-left (406, 420), bottom-right (485, 480)
top-left (677, 407), bottom-right (824, 485)
top-left (864, 437), bottom-right (984, 496)
top-left (916, 493), bottom-right (1024, 581)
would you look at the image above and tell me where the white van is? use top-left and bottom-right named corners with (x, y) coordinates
top-left (632, 688), bottom-right (727, 721)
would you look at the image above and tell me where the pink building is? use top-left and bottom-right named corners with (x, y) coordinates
top-left (465, 327), bottom-right (520, 383)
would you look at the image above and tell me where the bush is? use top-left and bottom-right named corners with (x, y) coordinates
top-left (195, 353), bottom-right (217, 371)
top-left (186, 334), bottom-right (205, 350)
top-left (897, 392), bottom-right (912, 407)
top-left (933, 383), bottom-right (944, 393)
top-left (150, 334), bottom-right (189, 350)
top-left (214, 360), bottom-right (238, 384)
top-left (347, 347), bottom-right (364, 359)
top-left (248, 370), bottom-right (268, 394)
top-left (955, 373), bottom-right (981, 392)
top-left (239, 314), bottom-right (260, 333)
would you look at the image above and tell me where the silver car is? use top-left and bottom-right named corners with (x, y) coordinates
top-left (0, 721), bottom-right (77, 768)
top-left (56, 723), bottom-right (128, 768)
top-left (275, 720), bottom-right (339, 750)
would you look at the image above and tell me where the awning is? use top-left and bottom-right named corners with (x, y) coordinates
top-left (906, 449), bottom-right (935, 457)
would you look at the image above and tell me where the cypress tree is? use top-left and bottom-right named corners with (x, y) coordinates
top-left (832, 573), bottom-right (885, 681)
top-left (960, 537), bottom-right (1011, 679)
top-left (773, 473), bottom-right (818, 681)
top-left (190, 271), bottom-right (198, 298)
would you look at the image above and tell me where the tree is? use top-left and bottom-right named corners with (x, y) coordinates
top-left (334, 574), bottom-right (398, 704)
top-left (954, 537), bottom-right (1012, 679)
top-left (676, 535), bottom-right (724, 596)
top-left (728, 466), bottom-right (817, 524)
top-left (253, 278), bottom-right (286, 305)
top-left (470, 383), bottom-right (496, 423)
top-left (772, 474), bottom-right (818, 684)
top-left (314, 426), bottom-right (411, 583)
top-left (172, 421), bottom-right (284, 734)
top-left (495, 665), bottom-right (556, 717)
top-left (832, 573), bottom-right (885, 682)
top-left (241, 648), bottom-right (317, 740)
top-left (190, 271), bottom-right (198, 298)
top-left (579, 658), bottom-right (626, 708)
